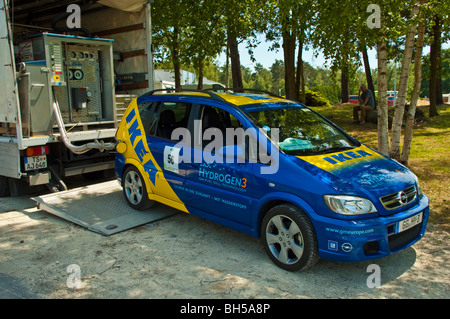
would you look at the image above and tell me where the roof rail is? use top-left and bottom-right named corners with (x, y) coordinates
top-left (143, 88), bottom-right (227, 102)
top-left (204, 87), bottom-right (285, 99)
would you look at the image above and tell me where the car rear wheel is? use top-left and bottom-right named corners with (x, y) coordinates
top-left (123, 166), bottom-right (154, 210)
top-left (261, 204), bottom-right (319, 271)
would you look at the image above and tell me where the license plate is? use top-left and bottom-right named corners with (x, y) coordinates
top-left (396, 212), bottom-right (423, 233)
top-left (24, 155), bottom-right (47, 171)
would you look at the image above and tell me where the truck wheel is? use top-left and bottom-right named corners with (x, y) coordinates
top-left (122, 166), bottom-right (154, 210)
top-left (261, 204), bottom-right (319, 271)
top-left (0, 176), bottom-right (11, 197)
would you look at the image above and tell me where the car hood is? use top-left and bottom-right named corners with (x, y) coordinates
top-left (295, 145), bottom-right (418, 211)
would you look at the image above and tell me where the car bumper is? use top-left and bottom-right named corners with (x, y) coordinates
top-left (312, 195), bottom-right (429, 262)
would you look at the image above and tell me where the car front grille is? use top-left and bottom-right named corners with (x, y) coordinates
top-left (380, 186), bottom-right (417, 210)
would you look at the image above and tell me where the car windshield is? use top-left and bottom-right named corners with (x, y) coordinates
top-left (242, 102), bottom-right (359, 156)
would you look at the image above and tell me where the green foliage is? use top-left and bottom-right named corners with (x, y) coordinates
top-left (152, 0), bottom-right (268, 86)
top-left (370, 61), bottom-right (416, 100)
top-left (304, 90), bottom-right (331, 107)
top-left (152, 0), bottom-right (191, 64)
top-left (421, 48), bottom-right (450, 98)
top-left (212, 59), bottom-right (340, 104)
top-left (241, 63), bottom-right (273, 92)
top-left (151, 0), bottom-right (447, 105)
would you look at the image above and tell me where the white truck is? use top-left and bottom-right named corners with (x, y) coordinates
top-left (0, 0), bottom-right (154, 196)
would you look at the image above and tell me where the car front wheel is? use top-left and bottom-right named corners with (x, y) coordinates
top-left (261, 204), bottom-right (319, 271)
top-left (122, 166), bottom-right (154, 210)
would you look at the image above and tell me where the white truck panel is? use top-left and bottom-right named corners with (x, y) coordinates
top-left (0, 0), bottom-right (19, 124)
top-left (0, 142), bottom-right (20, 178)
top-left (0, 1), bottom-right (153, 191)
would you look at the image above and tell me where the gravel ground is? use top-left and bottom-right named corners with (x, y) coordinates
top-left (0, 178), bottom-right (448, 300)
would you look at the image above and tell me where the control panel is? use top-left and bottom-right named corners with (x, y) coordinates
top-left (18, 33), bottom-right (115, 125)
top-left (49, 41), bottom-right (66, 86)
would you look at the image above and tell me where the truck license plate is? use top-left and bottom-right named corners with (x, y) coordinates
top-left (25, 155), bottom-right (47, 171)
top-left (396, 212), bottom-right (423, 233)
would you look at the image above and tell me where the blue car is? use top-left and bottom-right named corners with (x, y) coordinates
top-left (114, 89), bottom-right (429, 271)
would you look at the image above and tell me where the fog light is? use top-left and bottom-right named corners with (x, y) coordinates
top-left (364, 241), bottom-right (379, 255)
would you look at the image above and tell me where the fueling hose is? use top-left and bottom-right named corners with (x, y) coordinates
top-left (52, 90), bottom-right (116, 155)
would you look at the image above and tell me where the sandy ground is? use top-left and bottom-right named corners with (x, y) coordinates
top-left (0, 177), bottom-right (448, 300)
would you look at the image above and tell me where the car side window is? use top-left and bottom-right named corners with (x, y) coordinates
top-left (138, 102), bottom-right (157, 135)
top-left (153, 102), bottom-right (192, 141)
top-left (199, 105), bottom-right (254, 159)
top-left (148, 102), bottom-right (161, 136)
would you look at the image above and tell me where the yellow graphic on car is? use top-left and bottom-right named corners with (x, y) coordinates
top-left (116, 99), bottom-right (188, 213)
top-left (298, 145), bottom-right (383, 171)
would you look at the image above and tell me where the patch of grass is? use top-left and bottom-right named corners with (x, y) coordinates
top-left (312, 103), bottom-right (450, 231)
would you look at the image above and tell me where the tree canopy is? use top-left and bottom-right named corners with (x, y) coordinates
top-left (151, 0), bottom-right (449, 163)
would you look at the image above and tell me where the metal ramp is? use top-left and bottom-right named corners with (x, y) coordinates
top-left (32, 180), bottom-right (178, 236)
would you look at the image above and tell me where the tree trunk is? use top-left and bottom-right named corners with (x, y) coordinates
top-left (436, 48), bottom-right (443, 105)
top-left (362, 48), bottom-right (375, 101)
top-left (389, 3), bottom-right (420, 160)
top-left (225, 46), bottom-right (230, 88)
top-left (173, 51), bottom-right (181, 89)
top-left (282, 29), bottom-right (296, 100)
top-left (296, 36), bottom-right (305, 103)
top-left (436, 17), bottom-right (443, 105)
top-left (377, 37), bottom-right (389, 155)
top-left (227, 34), bottom-right (243, 92)
top-left (173, 61), bottom-right (181, 89)
top-left (429, 15), bottom-right (440, 117)
top-left (340, 65), bottom-right (349, 103)
top-left (172, 27), bottom-right (182, 89)
top-left (197, 59), bottom-right (204, 90)
top-left (401, 22), bottom-right (426, 166)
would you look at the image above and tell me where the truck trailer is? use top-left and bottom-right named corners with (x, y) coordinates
top-left (0, 0), bottom-right (154, 196)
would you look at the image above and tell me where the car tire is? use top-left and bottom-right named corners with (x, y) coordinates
top-left (261, 204), bottom-right (319, 271)
top-left (122, 166), bottom-right (154, 210)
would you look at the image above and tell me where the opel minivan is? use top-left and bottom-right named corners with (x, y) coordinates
top-left (114, 89), bottom-right (429, 271)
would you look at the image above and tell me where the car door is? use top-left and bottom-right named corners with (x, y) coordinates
top-left (182, 104), bottom-right (257, 227)
top-left (144, 100), bottom-right (193, 204)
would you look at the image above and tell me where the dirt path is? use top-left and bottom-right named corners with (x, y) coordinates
top-left (0, 183), bottom-right (448, 299)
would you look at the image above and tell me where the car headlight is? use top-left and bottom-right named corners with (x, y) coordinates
top-left (324, 195), bottom-right (377, 215)
top-left (417, 181), bottom-right (423, 198)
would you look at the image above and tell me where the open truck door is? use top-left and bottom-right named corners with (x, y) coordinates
top-left (0, 0), bottom-right (154, 196)
top-left (0, 0), bottom-right (22, 196)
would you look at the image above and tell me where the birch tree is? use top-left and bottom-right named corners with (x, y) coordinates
top-left (367, 0), bottom-right (427, 159)
top-left (401, 21), bottom-right (426, 165)
top-left (377, 32), bottom-right (390, 155)
top-left (389, 1), bottom-right (422, 160)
